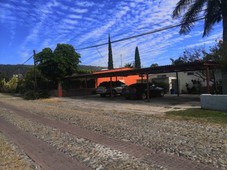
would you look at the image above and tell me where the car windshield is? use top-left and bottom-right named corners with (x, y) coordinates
top-left (98, 81), bottom-right (125, 88)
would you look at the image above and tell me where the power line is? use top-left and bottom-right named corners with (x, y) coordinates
top-left (77, 17), bottom-right (205, 51)
top-left (21, 55), bottom-right (34, 65)
top-left (96, 47), bottom-right (105, 58)
top-left (9, 54), bottom-right (34, 75)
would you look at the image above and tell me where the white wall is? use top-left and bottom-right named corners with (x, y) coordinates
top-left (200, 94), bottom-right (227, 111)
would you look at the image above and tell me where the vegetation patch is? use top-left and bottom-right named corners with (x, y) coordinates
top-left (166, 108), bottom-right (227, 125)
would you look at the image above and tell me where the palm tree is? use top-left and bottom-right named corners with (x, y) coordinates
top-left (173, 0), bottom-right (227, 94)
top-left (172, 0), bottom-right (227, 43)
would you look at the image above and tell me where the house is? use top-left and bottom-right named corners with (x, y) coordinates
top-left (67, 62), bottom-right (218, 96)
top-left (94, 68), bottom-right (147, 87)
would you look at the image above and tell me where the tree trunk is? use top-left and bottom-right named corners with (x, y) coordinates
top-left (223, 14), bottom-right (227, 43)
top-left (222, 11), bottom-right (227, 94)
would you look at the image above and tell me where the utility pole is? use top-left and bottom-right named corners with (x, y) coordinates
top-left (120, 54), bottom-right (122, 68)
top-left (33, 50), bottom-right (37, 92)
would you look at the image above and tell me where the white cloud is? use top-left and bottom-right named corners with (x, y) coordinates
top-left (68, 14), bottom-right (82, 19)
top-left (70, 8), bottom-right (88, 14)
top-left (0, 0), bottom-right (223, 66)
top-left (75, 1), bottom-right (95, 7)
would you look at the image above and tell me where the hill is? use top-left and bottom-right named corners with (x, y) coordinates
top-left (0, 64), bottom-right (105, 79)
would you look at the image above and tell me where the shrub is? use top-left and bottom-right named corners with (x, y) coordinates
top-left (0, 75), bottom-right (19, 93)
top-left (38, 90), bottom-right (50, 99)
top-left (23, 90), bottom-right (39, 100)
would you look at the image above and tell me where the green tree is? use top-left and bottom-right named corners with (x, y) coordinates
top-left (205, 40), bottom-right (227, 93)
top-left (124, 62), bottom-right (134, 68)
top-left (35, 48), bottom-right (56, 81)
top-left (108, 34), bottom-right (114, 70)
top-left (135, 46), bottom-right (141, 68)
top-left (35, 44), bottom-right (80, 83)
top-left (205, 40), bottom-right (227, 65)
top-left (172, 0), bottom-right (227, 43)
top-left (53, 44), bottom-right (81, 80)
top-left (170, 48), bottom-right (205, 65)
top-left (150, 63), bottom-right (158, 67)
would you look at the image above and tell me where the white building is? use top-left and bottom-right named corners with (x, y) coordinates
top-left (149, 70), bottom-right (222, 94)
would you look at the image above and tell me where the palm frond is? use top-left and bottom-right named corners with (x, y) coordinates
top-left (203, 0), bottom-right (222, 36)
top-left (172, 0), bottom-right (194, 18)
top-left (179, 0), bottom-right (207, 34)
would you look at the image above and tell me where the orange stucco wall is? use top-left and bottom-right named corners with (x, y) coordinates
top-left (94, 68), bottom-right (147, 87)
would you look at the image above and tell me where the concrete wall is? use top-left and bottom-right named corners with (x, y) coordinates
top-left (200, 94), bottom-right (227, 111)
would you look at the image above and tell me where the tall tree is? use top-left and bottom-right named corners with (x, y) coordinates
top-left (172, 0), bottom-right (227, 43)
top-left (108, 34), bottom-right (114, 70)
top-left (53, 44), bottom-right (80, 79)
top-left (134, 46), bottom-right (141, 68)
top-left (35, 48), bottom-right (56, 81)
top-left (35, 44), bottom-right (80, 83)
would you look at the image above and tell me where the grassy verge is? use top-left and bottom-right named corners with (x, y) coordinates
top-left (166, 108), bottom-right (227, 125)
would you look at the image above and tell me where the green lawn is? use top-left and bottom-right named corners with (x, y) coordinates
top-left (166, 108), bottom-right (227, 125)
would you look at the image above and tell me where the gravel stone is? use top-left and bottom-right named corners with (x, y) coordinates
top-left (0, 94), bottom-right (226, 169)
top-left (1, 110), bottom-right (160, 170)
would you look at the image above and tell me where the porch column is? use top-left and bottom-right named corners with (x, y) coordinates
top-left (206, 66), bottom-right (210, 94)
top-left (110, 76), bottom-right (113, 98)
top-left (176, 72), bottom-right (179, 96)
top-left (85, 77), bottom-right (88, 98)
top-left (146, 73), bottom-right (150, 102)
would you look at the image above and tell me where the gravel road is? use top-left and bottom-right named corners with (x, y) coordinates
top-left (0, 93), bottom-right (226, 169)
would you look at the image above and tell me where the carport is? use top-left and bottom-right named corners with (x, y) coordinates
top-left (66, 61), bottom-right (218, 99)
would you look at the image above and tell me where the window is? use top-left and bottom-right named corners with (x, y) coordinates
top-left (157, 75), bottom-right (166, 78)
top-left (187, 72), bottom-right (194, 75)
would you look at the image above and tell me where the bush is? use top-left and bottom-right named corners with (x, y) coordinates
top-left (0, 75), bottom-right (19, 93)
top-left (23, 90), bottom-right (50, 100)
top-left (23, 90), bottom-right (39, 100)
top-left (38, 90), bottom-right (50, 99)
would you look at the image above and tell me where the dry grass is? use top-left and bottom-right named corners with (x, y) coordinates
top-left (0, 133), bottom-right (35, 170)
top-left (39, 97), bottom-right (62, 103)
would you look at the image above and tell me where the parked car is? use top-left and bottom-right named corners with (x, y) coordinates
top-left (96, 81), bottom-right (126, 97)
top-left (122, 83), bottom-right (164, 100)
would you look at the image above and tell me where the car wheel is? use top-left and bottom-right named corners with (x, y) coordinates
top-left (110, 90), bottom-right (116, 97)
top-left (159, 91), bottom-right (164, 97)
top-left (124, 96), bottom-right (130, 100)
top-left (141, 92), bottom-right (147, 100)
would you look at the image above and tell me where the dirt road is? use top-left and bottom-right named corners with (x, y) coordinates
top-left (0, 93), bottom-right (226, 169)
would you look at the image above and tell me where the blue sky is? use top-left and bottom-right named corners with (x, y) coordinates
top-left (0, 0), bottom-right (223, 67)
